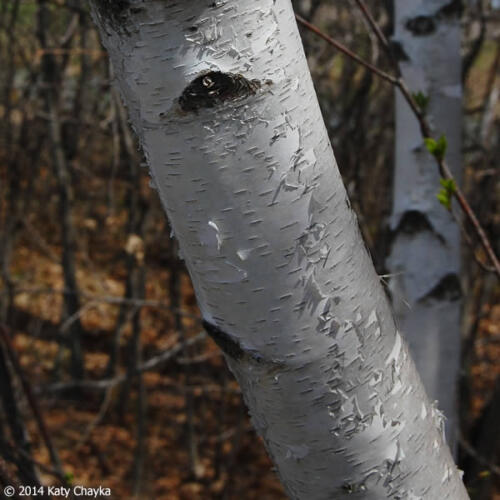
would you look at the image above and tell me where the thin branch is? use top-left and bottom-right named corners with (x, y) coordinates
top-left (459, 432), bottom-right (500, 477)
top-left (74, 386), bottom-right (114, 451)
top-left (451, 210), bottom-right (495, 273)
top-left (353, 1), bottom-right (500, 278)
top-left (0, 456), bottom-right (22, 500)
top-left (449, 176), bottom-right (500, 276)
top-left (2, 285), bottom-right (201, 321)
top-left (295, 14), bottom-right (397, 85)
top-left (15, 446), bottom-right (65, 482)
top-left (352, 0), bottom-right (392, 53)
top-left (295, 9), bottom-right (500, 279)
top-left (39, 331), bottom-right (207, 393)
top-left (0, 324), bottom-right (69, 487)
top-left (462, 2), bottom-right (486, 82)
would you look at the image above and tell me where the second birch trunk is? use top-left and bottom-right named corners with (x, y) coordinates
top-left (388, 0), bottom-right (463, 452)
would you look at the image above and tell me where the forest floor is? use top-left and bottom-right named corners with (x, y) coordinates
top-left (4, 240), bottom-right (499, 499)
top-left (7, 242), bottom-right (287, 499)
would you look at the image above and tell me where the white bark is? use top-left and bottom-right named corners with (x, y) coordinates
top-left (388, 0), bottom-right (463, 452)
top-left (89, 1), bottom-right (468, 498)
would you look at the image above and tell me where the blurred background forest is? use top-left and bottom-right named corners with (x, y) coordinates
top-left (0, 0), bottom-right (499, 498)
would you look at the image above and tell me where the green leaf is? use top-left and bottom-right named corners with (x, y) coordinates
top-left (437, 192), bottom-right (451, 210)
top-left (425, 135), bottom-right (447, 161)
top-left (436, 135), bottom-right (448, 159)
top-left (439, 178), bottom-right (456, 191)
top-left (64, 472), bottom-right (74, 484)
top-left (413, 91), bottom-right (430, 113)
top-left (424, 137), bottom-right (437, 153)
top-left (436, 177), bottom-right (456, 211)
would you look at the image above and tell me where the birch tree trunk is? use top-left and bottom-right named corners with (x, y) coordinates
top-left (388, 0), bottom-right (463, 452)
top-left (89, 1), bottom-right (468, 498)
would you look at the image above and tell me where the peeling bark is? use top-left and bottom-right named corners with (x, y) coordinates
top-left (89, 1), bottom-right (468, 498)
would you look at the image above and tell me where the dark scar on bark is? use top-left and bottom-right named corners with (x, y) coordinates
top-left (389, 41), bottom-right (409, 62)
top-left (405, 15), bottom-right (436, 36)
top-left (405, 0), bottom-right (462, 37)
top-left (202, 320), bottom-right (263, 362)
top-left (392, 210), bottom-right (446, 245)
top-left (179, 71), bottom-right (269, 113)
top-left (438, 0), bottom-right (463, 18)
top-left (419, 273), bottom-right (462, 303)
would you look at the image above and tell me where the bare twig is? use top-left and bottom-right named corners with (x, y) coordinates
top-left (15, 446), bottom-right (65, 481)
top-left (2, 285), bottom-right (201, 321)
top-left (451, 210), bottom-right (495, 273)
top-left (459, 432), bottom-right (500, 477)
top-left (169, 239), bottom-right (201, 479)
top-left (37, 0), bottom-right (85, 379)
top-left (0, 456), bottom-right (22, 500)
top-left (295, 14), bottom-right (397, 85)
top-left (354, 0), bottom-right (499, 278)
top-left (75, 386), bottom-right (115, 450)
top-left (0, 340), bottom-right (41, 487)
top-left (352, 0), bottom-right (392, 54)
top-left (0, 324), bottom-right (69, 487)
top-left (295, 9), bottom-right (500, 278)
top-left (40, 331), bottom-right (207, 393)
top-left (462, 1), bottom-right (486, 82)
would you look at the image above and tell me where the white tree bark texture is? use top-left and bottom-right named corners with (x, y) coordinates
top-left (388, 0), bottom-right (463, 453)
top-left (89, 1), bottom-right (469, 498)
